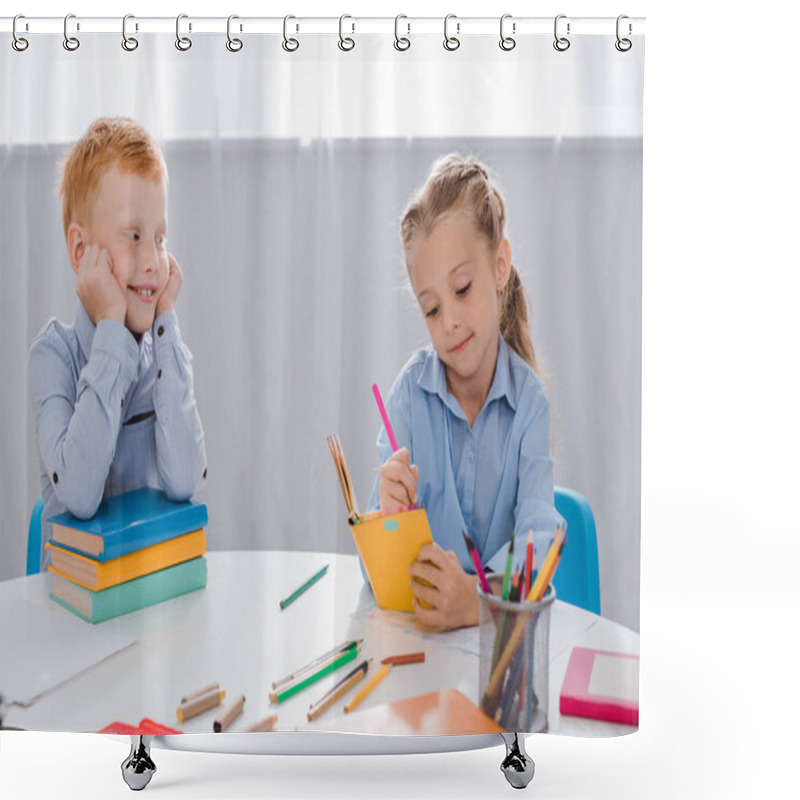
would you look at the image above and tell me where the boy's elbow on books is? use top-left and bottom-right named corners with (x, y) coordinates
top-left (161, 475), bottom-right (203, 503)
top-left (59, 491), bottom-right (103, 521)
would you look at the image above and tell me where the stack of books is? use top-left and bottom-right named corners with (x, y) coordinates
top-left (46, 487), bottom-right (208, 624)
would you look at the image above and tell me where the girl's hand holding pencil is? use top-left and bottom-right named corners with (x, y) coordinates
top-left (378, 448), bottom-right (419, 510)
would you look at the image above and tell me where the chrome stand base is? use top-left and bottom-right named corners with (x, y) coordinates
top-left (122, 735), bottom-right (156, 791)
top-left (500, 733), bottom-right (535, 789)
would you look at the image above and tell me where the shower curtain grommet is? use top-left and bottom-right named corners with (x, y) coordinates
top-left (121, 14), bottom-right (138, 52)
top-left (11, 15), bottom-right (29, 51)
top-left (338, 15), bottom-right (355, 51)
top-left (282, 15), bottom-right (299, 52)
top-left (443, 14), bottom-right (460, 51)
top-left (394, 15), bottom-right (411, 51)
top-left (553, 15), bottom-right (571, 52)
top-left (226, 15), bottom-right (243, 53)
top-left (615, 15), bottom-right (633, 51)
top-left (63, 14), bottom-right (80, 52)
top-left (499, 14), bottom-right (516, 51)
top-left (175, 14), bottom-right (192, 52)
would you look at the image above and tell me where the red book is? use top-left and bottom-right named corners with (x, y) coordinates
top-left (559, 646), bottom-right (639, 726)
top-left (99, 718), bottom-right (182, 735)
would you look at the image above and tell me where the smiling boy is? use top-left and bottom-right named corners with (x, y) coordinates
top-left (28, 117), bottom-right (207, 570)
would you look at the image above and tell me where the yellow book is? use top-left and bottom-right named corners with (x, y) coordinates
top-left (327, 434), bottom-right (433, 612)
top-left (349, 509), bottom-right (433, 612)
top-left (46, 529), bottom-right (206, 591)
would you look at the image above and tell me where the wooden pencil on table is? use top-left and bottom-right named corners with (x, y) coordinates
top-left (307, 658), bottom-right (371, 721)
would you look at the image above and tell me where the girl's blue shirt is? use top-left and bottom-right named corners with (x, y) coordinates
top-left (368, 335), bottom-right (563, 574)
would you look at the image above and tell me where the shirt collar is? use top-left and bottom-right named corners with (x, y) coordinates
top-left (417, 334), bottom-right (517, 418)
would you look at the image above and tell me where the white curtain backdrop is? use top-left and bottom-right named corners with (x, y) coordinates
top-left (1, 31), bottom-right (643, 630)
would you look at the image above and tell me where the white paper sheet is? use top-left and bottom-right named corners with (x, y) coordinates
top-left (0, 577), bottom-right (136, 707)
top-left (588, 653), bottom-right (639, 702)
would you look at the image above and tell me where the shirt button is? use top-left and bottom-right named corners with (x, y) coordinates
top-left (157, 326), bottom-right (164, 337)
top-left (157, 369), bottom-right (162, 379)
top-left (121, 398), bottom-right (124, 408)
top-left (468, 451), bottom-right (474, 463)
top-left (202, 468), bottom-right (208, 479)
top-left (53, 472), bottom-right (59, 484)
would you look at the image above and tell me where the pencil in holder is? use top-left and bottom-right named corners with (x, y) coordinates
top-left (477, 575), bottom-right (555, 732)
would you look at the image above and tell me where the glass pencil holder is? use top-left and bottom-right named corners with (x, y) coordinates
top-left (477, 575), bottom-right (555, 733)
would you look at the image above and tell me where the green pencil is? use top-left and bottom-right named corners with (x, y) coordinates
top-left (271, 646), bottom-right (359, 704)
top-left (280, 564), bottom-right (329, 610)
top-left (502, 535), bottom-right (515, 600)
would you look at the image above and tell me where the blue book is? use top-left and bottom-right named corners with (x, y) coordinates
top-left (49, 487), bottom-right (208, 562)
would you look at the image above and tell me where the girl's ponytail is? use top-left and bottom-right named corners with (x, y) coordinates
top-left (499, 265), bottom-right (537, 372)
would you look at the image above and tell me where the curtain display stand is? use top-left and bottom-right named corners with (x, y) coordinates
top-left (121, 732), bottom-right (533, 791)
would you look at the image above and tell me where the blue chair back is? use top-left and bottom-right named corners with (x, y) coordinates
top-left (26, 497), bottom-right (44, 575)
top-left (552, 486), bottom-right (601, 615)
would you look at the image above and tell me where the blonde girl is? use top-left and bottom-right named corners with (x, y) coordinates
top-left (367, 154), bottom-right (562, 630)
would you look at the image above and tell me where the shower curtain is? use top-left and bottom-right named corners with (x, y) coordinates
top-left (1, 14), bottom-right (644, 745)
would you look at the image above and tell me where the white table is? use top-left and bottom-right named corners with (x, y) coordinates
top-left (1, 551), bottom-right (638, 737)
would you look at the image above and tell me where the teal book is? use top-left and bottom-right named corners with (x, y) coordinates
top-left (50, 556), bottom-right (207, 623)
top-left (49, 487), bottom-right (208, 562)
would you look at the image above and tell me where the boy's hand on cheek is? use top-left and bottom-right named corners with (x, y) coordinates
top-left (156, 253), bottom-right (183, 318)
top-left (409, 542), bottom-right (479, 630)
top-left (76, 244), bottom-right (126, 326)
top-left (378, 447), bottom-right (419, 511)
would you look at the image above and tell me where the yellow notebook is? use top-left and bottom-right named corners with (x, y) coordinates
top-left (46, 529), bottom-right (207, 591)
top-left (328, 435), bottom-right (433, 612)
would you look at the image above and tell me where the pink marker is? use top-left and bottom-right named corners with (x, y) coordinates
top-left (372, 383), bottom-right (398, 452)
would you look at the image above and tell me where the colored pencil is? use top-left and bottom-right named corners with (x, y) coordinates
top-left (372, 383), bottom-right (399, 452)
top-left (180, 682), bottom-right (219, 704)
top-left (381, 651), bottom-right (425, 666)
top-left (272, 639), bottom-right (362, 690)
top-left (502, 536), bottom-right (515, 600)
top-left (279, 564), bottom-right (329, 609)
top-left (527, 527), bottom-right (565, 602)
top-left (271, 647), bottom-right (359, 704)
top-left (525, 529), bottom-right (534, 596)
top-left (245, 714), bottom-right (278, 733)
top-left (462, 529), bottom-right (492, 595)
top-left (344, 663), bottom-right (391, 713)
top-left (307, 658), bottom-right (371, 721)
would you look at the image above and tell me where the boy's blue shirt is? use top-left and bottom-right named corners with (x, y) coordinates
top-left (367, 335), bottom-right (563, 574)
top-left (28, 301), bottom-right (207, 570)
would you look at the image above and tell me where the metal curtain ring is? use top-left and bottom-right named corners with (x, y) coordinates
top-left (394, 14), bottom-right (410, 51)
top-left (63, 14), bottom-right (80, 51)
top-left (122, 14), bottom-right (138, 51)
top-left (615, 15), bottom-right (632, 52)
top-left (12, 14), bottom-right (29, 51)
top-left (176, 14), bottom-right (192, 51)
top-left (443, 14), bottom-right (460, 51)
top-left (226, 15), bottom-right (243, 52)
top-left (338, 14), bottom-right (355, 51)
top-left (499, 14), bottom-right (515, 51)
top-left (553, 14), bottom-right (570, 52)
top-left (282, 15), bottom-right (299, 51)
